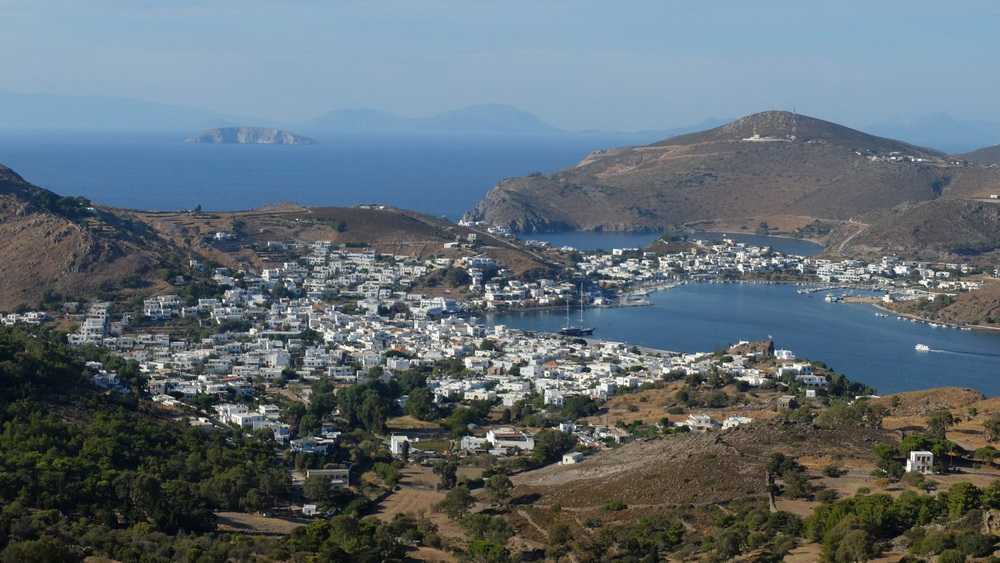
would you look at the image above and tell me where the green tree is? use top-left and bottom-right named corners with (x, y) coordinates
top-left (437, 486), bottom-right (474, 519)
top-left (547, 523), bottom-right (573, 561)
top-left (984, 413), bottom-right (1000, 442)
top-left (926, 409), bottom-right (957, 440)
top-left (303, 475), bottom-right (333, 505)
top-left (945, 482), bottom-right (981, 520)
top-left (834, 528), bottom-right (872, 563)
top-left (466, 540), bottom-right (512, 563)
top-left (434, 460), bottom-right (459, 489)
top-left (405, 387), bottom-right (438, 421)
top-left (0, 538), bottom-right (76, 563)
top-left (532, 429), bottom-right (577, 466)
top-left (485, 473), bottom-right (513, 509)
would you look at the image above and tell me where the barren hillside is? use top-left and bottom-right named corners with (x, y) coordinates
top-left (467, 111), bottom-right (1000, 234)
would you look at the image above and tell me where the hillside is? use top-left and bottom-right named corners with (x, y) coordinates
top-left (0, 165), bottom-right (178, 310)
top-left (888, 280), bottom-right (1000, 328)
top-left (0, 162), bottom-right (556, 310)
top-left (831, 198), bottom-right (1000, 262)
top-left (466, 111), bottom-right (1000, 233)
top-left (959, 144), bottom-right (1000, 166)
top-left (133, 204), bottom-right (556, 278)
top-left (185, 127), bottom-right (316, 145)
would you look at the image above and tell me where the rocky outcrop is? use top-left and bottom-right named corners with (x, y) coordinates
top-left (185, 127), bottom-right (316, 145)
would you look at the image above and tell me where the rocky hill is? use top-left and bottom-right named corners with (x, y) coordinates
top-left (466, 111), bottom-right (1000, 233)
top-left (959, 144), bottom-right (1000, 166)
top-left (185, 127), bottom-right (316, 145)
top-left (831, 198), bottom-right (1000, 262)
top-left (0, 165), bottom-right (177, 310)
top-left (0, 163), bottom-right (555, 310)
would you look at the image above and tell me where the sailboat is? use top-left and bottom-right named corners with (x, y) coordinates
top-left (559, 283), bottom-right (595, 337)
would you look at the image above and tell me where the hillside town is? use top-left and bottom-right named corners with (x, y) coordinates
top-left (0, 234), bottom-right (968, 472)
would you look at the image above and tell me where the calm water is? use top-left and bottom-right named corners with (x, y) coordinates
top-left (0, 131), bottom-right (622, 218)
top-left (526, 231), bottom-right (823, 256)
top-left (488, 283), bottom-right (1000, 396)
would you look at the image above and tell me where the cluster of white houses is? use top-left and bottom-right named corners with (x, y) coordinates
top-left (5, 233), bottom-right (976, 477)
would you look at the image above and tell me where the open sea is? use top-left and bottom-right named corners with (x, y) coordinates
top-left (0, 131), bottom-right (617, 218)
top-left (1, 131), bottom-right (998, 395)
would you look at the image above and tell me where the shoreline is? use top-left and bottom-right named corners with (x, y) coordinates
top-left (870, 302), bottom-right (1000, 334)
top-left (518, 227), bottom-right (826, 249)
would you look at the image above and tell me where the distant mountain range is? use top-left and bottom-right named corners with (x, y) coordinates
top-left (304, 104), bottom-right (560, 135)
top-left (0, 90), bottom-right (720, 141)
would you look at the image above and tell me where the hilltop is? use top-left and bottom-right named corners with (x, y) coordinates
top-left (466, 110), bottom-right (1000, 234)
top-left (186, 127), bottom-right (316, 145)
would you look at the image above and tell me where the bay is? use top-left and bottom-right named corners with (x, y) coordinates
top-left (488, 282), bottom-right (1000, 396)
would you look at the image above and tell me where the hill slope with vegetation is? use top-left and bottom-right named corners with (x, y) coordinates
top-left (0, 326), bottom-right (425, 562)
top-left (0, 165), bottom-right (183, 311)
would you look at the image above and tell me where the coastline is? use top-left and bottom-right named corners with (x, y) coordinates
top-left (870, 302), bottom-right (1000, 333)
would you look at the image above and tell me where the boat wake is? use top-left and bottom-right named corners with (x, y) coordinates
top-left (922, 347), bottom-right (1000, 360)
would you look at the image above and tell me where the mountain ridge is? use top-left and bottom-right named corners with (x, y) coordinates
top-left (466, 110), bottom-right (1000, 234)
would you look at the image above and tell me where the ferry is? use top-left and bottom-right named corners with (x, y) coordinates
top-left (914, 344), bottom-right (930, 352)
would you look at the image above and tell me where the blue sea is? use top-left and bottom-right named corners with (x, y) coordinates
top-left (0, 131), bottom-right (622, 218)
top-left (489, 283), bottom-right (1000, 396)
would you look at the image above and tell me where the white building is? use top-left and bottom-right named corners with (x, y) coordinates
top-left (389, 434), bottom-right (416, 456)
top-left (905, 450), bottom-right (934, 475)
top-left (486, 427), bottom-right (535, 451)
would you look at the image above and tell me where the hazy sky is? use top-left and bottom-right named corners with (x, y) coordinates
top-left (4, 0), bottom-right (1000, 131)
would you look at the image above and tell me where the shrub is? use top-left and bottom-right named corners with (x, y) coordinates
top-left (816, 489), bottom-right (839, 503)
top-left (822, 464), bottom-right (844, 478)
top-left (603, 500), bottom-right (628, 512)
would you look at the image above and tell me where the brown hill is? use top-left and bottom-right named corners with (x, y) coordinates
top-left (133, 204), bottom-right (556, 277)
top-left (889, 280), bottom-right (1000, 327)
top-left (466, 111), bottom-right (1000, 233)
top-left (957, 144), bottom-right (1000, 165)
top-left (0, 163), bottom-right (555, 310)
top-left (831, 198), bottom-right (1000, 262)
top-left (0, 165), bottom-right (177, 310)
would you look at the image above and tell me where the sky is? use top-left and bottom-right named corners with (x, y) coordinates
top-left (3, 0), bottom-right (1000, 131)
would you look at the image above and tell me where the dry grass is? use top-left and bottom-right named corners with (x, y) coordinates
top-left (214, 511), bottom-right (305, 535)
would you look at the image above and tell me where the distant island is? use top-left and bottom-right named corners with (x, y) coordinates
top-left (185, 126), bottom-right (316, 145)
